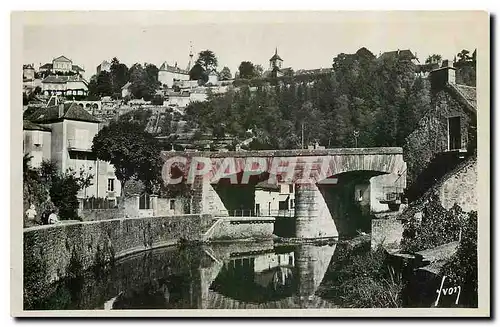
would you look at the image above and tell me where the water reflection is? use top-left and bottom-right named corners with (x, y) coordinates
top-left (25, 241), bottom-right (339, 310)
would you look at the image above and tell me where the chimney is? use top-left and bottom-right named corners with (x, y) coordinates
top-left (430, 58), bottom-right (456, 91)
top-left (58, 103), bottom-right (64, 118)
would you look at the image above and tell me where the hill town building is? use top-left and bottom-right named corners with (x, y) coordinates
top-left (41, 75), bottom-right (89, 97)
top-left (38, 55), bottom-right (85, 75)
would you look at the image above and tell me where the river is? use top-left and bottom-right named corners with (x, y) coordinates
top-left (24, 238), bottom-right (443, 310)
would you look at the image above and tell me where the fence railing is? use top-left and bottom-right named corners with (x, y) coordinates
top-left (216, 209), bottom-right (295, 218)
top-left (80, 197), bottom-right (121, 210)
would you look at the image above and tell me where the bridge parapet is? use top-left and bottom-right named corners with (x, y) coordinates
top-left (161, 147), bottom-right (406, 185)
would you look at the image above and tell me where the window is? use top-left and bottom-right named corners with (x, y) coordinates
top-left (448, 116), bottom-right (461, 150)
top-left (170, 199), bottom-right (175, 210)
top-left (74, 128), bottom-right (90, 149)
top-left (289, 184), bottom-right (294, 194)
top-left (33, 131), bottom-right (43, 146)
top-left (107, 178), bottom-right (114, 192)
top-left (291, 199), bottom-right (294, 209)
top-left (139, 194), bottom-right (151, 210)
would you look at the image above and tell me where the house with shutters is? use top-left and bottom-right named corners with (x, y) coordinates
top-left (24, 100), bottom-right (121, 203)
top-left (41, 75), bottom-right (89, 97)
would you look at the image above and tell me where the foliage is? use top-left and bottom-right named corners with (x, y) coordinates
top-left (88, 71), bottom-right (113, 98)
top-left (151, 94), bottom-right (164, 106)
top-left (219, 66), bottom-right (232, 80)
top-left (87, 57), bottom-right (130, 99)
top-left (49, 172), bottom-right (81, 221)
top-left (189, 63), bottom-right (208, 83)
top-left (183, 47), bottom-right (432, 150)
top-left (128, 63), bottom-right (161, 100)
top-left (110, 57), bottom-right (130, 95)
top-left (195, 50), bottom-right (218, 72)
top-left (238, 61), bottom-right (257, 79)
top-left (23, 156), bottom-right (92, 224)
top-left (92, 120), bottom-right (163, 193)
top-left (318, 245), bottom-right (403, 308)
top-left (425, 54), bottom-right (442, 64)
top-left (400, 196), bottom-right (463, 253)
top-left (440, 211), bottom-right (478, 307)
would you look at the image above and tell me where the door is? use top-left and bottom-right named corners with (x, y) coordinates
top-left (255, 203), bottom-right (260, 217)
top-left (448, 117), bottom-right (461, 150)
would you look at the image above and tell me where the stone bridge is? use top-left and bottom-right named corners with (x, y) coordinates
top-left (161, 148), bottom-right (407, 238)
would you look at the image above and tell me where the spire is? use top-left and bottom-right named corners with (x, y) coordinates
top-left (187, 41), bottom-right (194, 71)
top-left (275, 47), bottom-right (278, 56)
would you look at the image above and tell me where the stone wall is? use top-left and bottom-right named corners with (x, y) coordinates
top-left (371, 217), bottom-right (404, 253)
top-left (79, 209), bottom-right (125, 221)
top-left (23, 214), bottom-right (213, 306)
top-left (205, 217), bottom-right (275, 240)
top-left (439, 156), bottom-right (477, 212)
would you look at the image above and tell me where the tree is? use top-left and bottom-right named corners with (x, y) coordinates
top-left (189, 63), bottom-right (208, 83)
top-left (92, 120), bottom-right (163, 195)
top-left (128, 63), bottom-right (159, 100)
top-left (88, 71), bottom-right (113, 97)
top-left (425, 54), bottom-right (442, 64)
top-left (254, 65), bottom-right (264, 78)
top-left (457, 49), bottom-right (471, 63)
top-left (110, 57), bottom-right (129, 95)
top-left (195, 50), bottom-right (218, 72)
top-left (238, 61), bottom-right (256, 79)
top-left (219, 66), bottom-right (232, 80)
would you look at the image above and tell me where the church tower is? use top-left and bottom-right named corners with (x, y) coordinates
top-left (269, 47), bottom-right (283, 78)
top-left (187, 41), bottom-right (194, 71)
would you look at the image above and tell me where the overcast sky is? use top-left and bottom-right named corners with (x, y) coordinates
top-left (21, 11), bottom-right (486, 80)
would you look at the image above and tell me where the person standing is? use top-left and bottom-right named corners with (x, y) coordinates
top-left (25, 204), bottom-right (37, 222)
top-left (48, 209), bottom-right (59, 224)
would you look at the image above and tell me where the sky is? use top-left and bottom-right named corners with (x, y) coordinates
top-left (21, 11), bottom-right (486, 81)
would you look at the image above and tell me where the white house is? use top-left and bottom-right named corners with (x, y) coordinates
top-left (41, 75), bottom-right (89, 97)
top-left (25, 101), bottom-right (122, 202)
top-left (207, 70), bottom-right (219, 85)
top-left (39, 55), bottom-right (85, 75)
top-left (158, 62), bottom-right (190, 88)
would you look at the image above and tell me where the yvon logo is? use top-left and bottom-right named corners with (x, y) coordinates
top-left (434, 276), bottom-right (461, 307)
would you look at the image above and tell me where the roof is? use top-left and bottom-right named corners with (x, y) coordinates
top-left (379, 49), bottom-right (418, 62)
top-left (454, 84), bottom-right (477, 110)
top-left (39, 63), bottom-right (53, 69)
top-left (270, 48), bottom-right (283, 62)
top-left (72, 65), bottom-right (85, 72)
top-left (255, 180), bottom-right (280, 191)
top-left (53, 55), bottom-right (72, 63)
top-left (23, 64), bottom-right (34, 70)
top-left (28, 102), bottom-right (100, 124)
top-left (42, 75), bottom-right (88, 85)
top-left (159, 62), bottom-right (189, 74)
top-left (23, 120), bottom-right (51, 132)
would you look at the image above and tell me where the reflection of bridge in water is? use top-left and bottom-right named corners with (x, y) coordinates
top-left (91, 242), bottom-right (340, 310)
top-left (198, 242), bottom-right (337, 309)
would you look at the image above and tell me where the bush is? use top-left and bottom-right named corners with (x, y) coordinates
top-left (49, 174), bottom-right (81, 220)
top-left (400, 195), bottom-right (463, 253)
top-left (318, 244), bottom-right (403, 308)
top-left (440, 211), bottom-right (478, 307)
